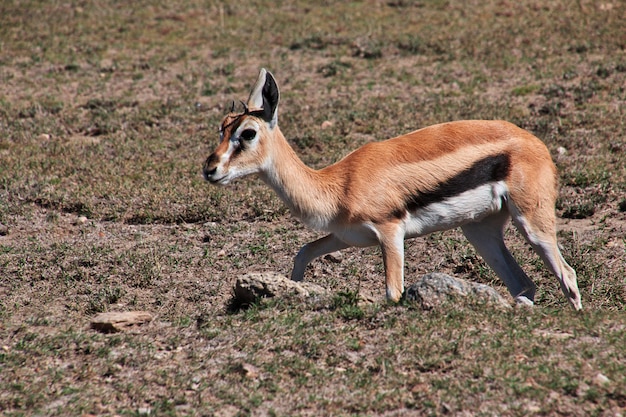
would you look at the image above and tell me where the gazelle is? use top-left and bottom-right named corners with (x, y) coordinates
top-left (203, 68), bottom-right (582, 310)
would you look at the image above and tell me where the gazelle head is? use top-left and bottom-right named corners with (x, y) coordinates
top-left (203, 68), bottom-right (279, 185)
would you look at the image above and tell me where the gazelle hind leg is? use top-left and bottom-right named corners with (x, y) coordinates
top-left (509, 206), bottom-right (582, 310)
top-left (461, 210), bottom-right (537, 306)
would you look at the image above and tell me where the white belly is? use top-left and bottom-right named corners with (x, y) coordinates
top-left (324, 182), bottom-right (508, 247)
top-left (403, 181), bottom-right (508, 238)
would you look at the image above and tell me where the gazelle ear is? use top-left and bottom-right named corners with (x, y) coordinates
top-left (247, 68), bottom-right (279, 128)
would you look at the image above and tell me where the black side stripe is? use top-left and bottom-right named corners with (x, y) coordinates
top-left (393, 153), bottom-right (511, 218)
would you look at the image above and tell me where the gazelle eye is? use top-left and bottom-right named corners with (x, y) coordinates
top-left (240, 129), bottom-right (256, 141)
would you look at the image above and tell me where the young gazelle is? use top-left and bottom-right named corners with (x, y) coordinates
top-left (203, 69), bottom-right (582, 310)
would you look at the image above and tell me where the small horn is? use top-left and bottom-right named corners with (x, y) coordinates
top-left (230, 100), bottom-right (235, 112)
top-left (240, 100), bottom-right (250, 114)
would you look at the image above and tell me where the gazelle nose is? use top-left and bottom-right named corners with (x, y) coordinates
top-left (203, 156), bottom-right (218, 181)
top-left (204, 167), bottom-right (216, 178)
top-left (203, 165), bottom-right (217, 181)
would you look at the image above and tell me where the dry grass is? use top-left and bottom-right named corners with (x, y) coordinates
top-left (1, 0), bottom-right (625, 416)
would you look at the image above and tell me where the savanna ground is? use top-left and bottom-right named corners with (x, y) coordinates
top-left (1, 0), bottom-right (625, 416)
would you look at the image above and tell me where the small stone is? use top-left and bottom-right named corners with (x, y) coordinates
top-left (99, 58), bottom-right (115, 72)
top-left (321, 120), bottom-right (334, 130)
top-left (593, 372), bottom-right (610, 386)
top-left (241, 363), bottom-right (260, 379)
top-left (90, 311), bottom-right (153, 333)
top-left (217, 249), bottom-right (226, 257)
top-left (0, 223), bottom-right (8, 236)
top-left (75, 216), bottom-right (88, 225)
top-left (532, 329), bottom-right (574, 339)
top-left (557, 146), bottom-right (567, 156)
top-left (38, 133), bottom-right (51, 141)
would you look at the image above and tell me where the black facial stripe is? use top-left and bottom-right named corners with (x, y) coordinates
top-left (232, 140), bottom-right (243, 157)
top-left (394, 153), bottom-right (511, 217)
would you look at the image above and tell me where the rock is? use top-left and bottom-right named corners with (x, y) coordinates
top-left (232, 363), bottom-right (261, 380)
top-left (233, 272), bottom-right (330, 305)
top-left (593, 372), bottom-right (610, 386)
top-left (532, 329), bottom-right (574, 339)
top-left (75, 215), bottom-right (88, 225)
top-left (321, 120), bottom-right (334, 130)
top-left (405, 272), bottom-right (510, 310)
top-left (90, 311), bottom-right (153, 333)
top-left (99, 58), bottom-right (116, 72)
top-left (0, 223), bottom-right (8, 236)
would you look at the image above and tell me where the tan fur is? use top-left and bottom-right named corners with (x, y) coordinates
top-left (203, 69), bottom-right (582, 310)
top-left (250, 121), bottom-right (546, 226)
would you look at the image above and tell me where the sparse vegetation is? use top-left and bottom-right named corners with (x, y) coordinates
top-left (1, 0), bottom-right (625, 416)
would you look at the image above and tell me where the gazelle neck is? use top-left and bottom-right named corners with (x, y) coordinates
top-left (258, 127), bottom-right (340, 230)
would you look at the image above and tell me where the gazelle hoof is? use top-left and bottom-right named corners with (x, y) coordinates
top-left (514, 296), bottom-right (534, 307)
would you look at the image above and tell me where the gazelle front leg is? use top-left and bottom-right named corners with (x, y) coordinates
top-left (291, 234), bottom-right (351, 281)
top-left (377, 223), bottom-right (406, 302)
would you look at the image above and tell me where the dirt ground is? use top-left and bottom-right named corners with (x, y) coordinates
top-left (1, 1), bottom-right (625, 416)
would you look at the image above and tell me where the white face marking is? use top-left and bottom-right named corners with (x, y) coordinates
top-left (212, 119), bottom-right (264, 184)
